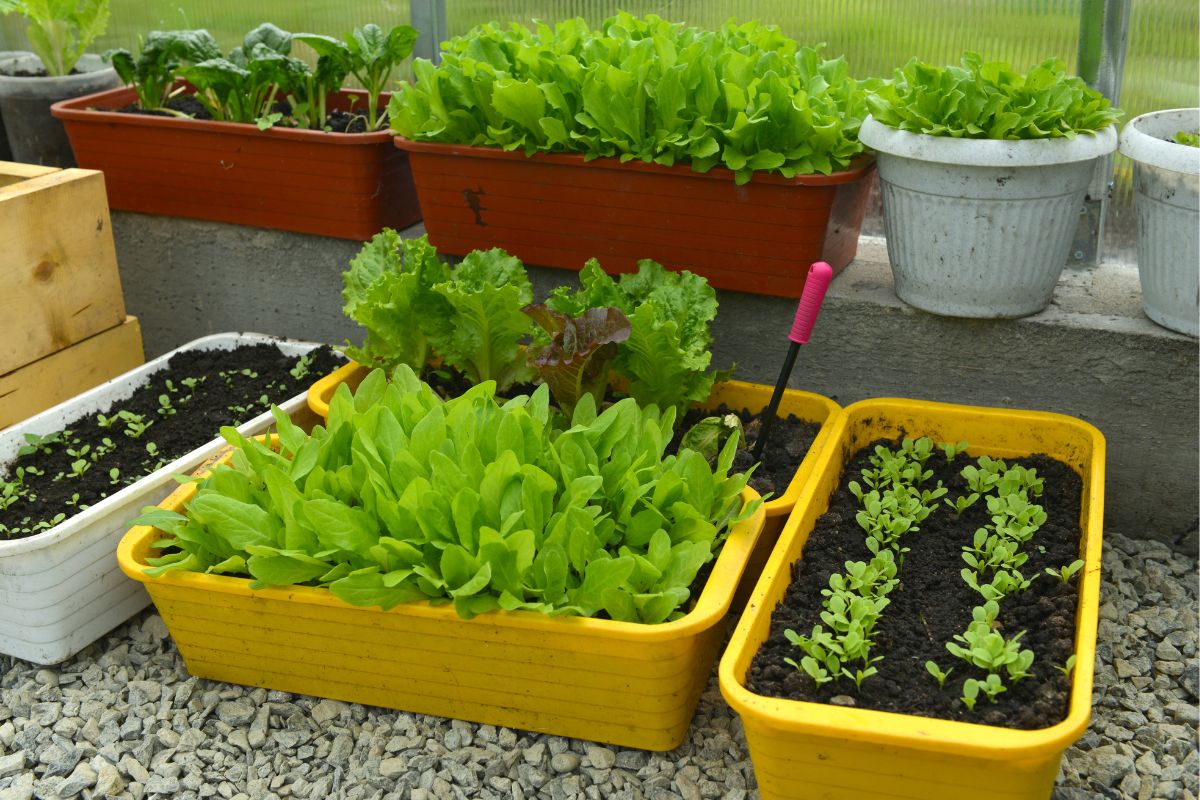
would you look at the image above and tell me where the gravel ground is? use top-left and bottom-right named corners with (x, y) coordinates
top-left (0, 531), bottom-right (1194, 800)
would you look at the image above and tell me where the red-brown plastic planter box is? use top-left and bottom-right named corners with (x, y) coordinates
top-left (396, 138), bottom-right (875, 298)
top-left (52, 86), bottom-right (420, 240)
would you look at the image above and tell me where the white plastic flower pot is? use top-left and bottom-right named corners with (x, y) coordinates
top-left (1118, 108), bottom-right (1200, 337)
top-left (859, 116), bottom-right (1118, 318)
top-left (0, 333), bottom-right (327, 665)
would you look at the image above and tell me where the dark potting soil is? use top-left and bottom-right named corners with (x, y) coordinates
top-left (672, 405), bottom-right (822, 500)
top-left (0, 343), bottom-right (343, 541)
top-left (112, 95), bottom-right (380, 133)
top-left (746, 440), bottom-right (1082, 730)
top-left (6, 68), bottom-right (84, 77)
top-left (117, 95), bottom-right (212, 120)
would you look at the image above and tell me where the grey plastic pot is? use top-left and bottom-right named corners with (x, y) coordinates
top-left (859, 115), bottom-right (1118, 318)
top-left (0, 52), bottom-right (119, 166)
top-left (1118, 108), bottom-right (1200, 337)
top-left (0, 51), bottom-right (32, 161)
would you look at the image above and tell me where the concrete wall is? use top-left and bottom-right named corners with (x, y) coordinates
top-left (111, 213), bottom-right (1199, 554)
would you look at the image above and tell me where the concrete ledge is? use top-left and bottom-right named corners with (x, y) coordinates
top-left (111, 213), bottom-right (1199, 553)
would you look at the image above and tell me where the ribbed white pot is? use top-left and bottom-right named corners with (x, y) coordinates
top-left (1118, 108), bottom-right (1200, 337)
top-left (0, 333), bottom-right (326, 665)
top-left (859, 116), bottom-right (1118, 318)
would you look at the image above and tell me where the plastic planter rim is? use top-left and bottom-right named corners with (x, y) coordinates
top-left (719, 395), bottom-right (1105, 761)
top-left (120, 474), bottom-right (765, 644)
top-left (859, 115), bottom-right (1118, 168)
top-left (395, 136), bottom-right (875, 187)
top-left (1118, 108), bottom-right (1200, 175)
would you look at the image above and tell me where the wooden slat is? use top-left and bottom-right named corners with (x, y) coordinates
top-left (0, 167), bottom-right (126, 374)
top-left (0, 161), bottom-right (59, 189)
top-left (0, 316), bottom-right (144, 430)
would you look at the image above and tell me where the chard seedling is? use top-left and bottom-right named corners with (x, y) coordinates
top-left (145, 442), bottom-right (159, 458)
top-left (64, 492), bottom-right (81, 507)
top-left (69, 459), bottom-right (90, 478)
top-left (944, 492), bottom-right (980, 515)
top-left (289, 352), bottom-right (316, 380)
top-left (96, 412), bottom-right (120, 429)
top-left (1055, 655), bottom-right (1077, 678)
top-left (180, 376), bottom-right (204, 391)
top-left (960, 674), bottom-right (1006, 710)
top-left (938, 440), bottom-right (969, 462)
top-left (157, 394), bottom-right (176, 416)
top-left (925, 660), bottom-right (953, 687)
top-left (18, 430), bottom-right (64, 456)
top-left (119, 410), bottom-right (152, 439)
top-left (109, 468), bottom-right (121, 485)
top-left (1045, 558), bottom-right (1084, 583)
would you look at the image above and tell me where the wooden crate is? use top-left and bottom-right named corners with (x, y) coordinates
top-left (0, 161), bottom-right (127, 375)
top-left (0, 316), bottom-right (144, 430)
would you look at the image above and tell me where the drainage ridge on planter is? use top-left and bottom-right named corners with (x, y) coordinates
top-left (51, 85), bottom-right (419, 239)
top-left (718, 397), bottom-right (1105, 800)
top-left (119, 478), bottom-right (766, 750)
top-left (395, 137), bottom-right (876, 298)
top-left (0, 333), bottom-right (334, 665)
top-left (859, 115), bottom-right (1118, 319)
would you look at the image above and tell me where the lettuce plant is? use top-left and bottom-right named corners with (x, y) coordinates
top-left (547, 259), bottom-right (727, 418)
top-left (105, 29), bottom-right (221, 111)
top-left (0, 0), bottom-right (108, 76)
top-left (867, 52), bottom-right (1122, 139)
top-left (341, 230), bottom-right (450, 372)
top-left (389, 12), bottom-right (869, 184)
top-left (138, 366), bottom-right (758, 623)
top-left (523, 304), bottom-right (630, 417)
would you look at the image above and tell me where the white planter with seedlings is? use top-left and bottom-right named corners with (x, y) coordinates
top-left (0, 333), bottom-right (324, 665)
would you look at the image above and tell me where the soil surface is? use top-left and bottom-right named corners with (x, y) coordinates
top-left (4, 68), bottom-right (84, 77)
top-left (0, 343), bottom-right (342, 540)
top-left (746, 439), bottom-right (1082, 730)
top-left (113, 95), bottom-right (380, 133)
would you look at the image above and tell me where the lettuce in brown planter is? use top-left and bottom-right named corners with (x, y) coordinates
top-left (388, 13), bottom-right (876, 298)
top-left (50, 23), bottom-right (421, 239)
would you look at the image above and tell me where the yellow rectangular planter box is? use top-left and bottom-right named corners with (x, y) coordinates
top-left (119, 465), bottom-right (766, 751)
top-left (306, 361), bottom-right (841, 611)
top-left (718, 397), bottom-right (1105, 800)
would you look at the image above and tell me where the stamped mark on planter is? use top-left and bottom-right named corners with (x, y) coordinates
top-left (463, 187), bottom-right (487, 226)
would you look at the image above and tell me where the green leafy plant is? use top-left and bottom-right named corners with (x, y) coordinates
top-left (1174, 131), bottom-right (1200, 148)
top-left (680, 414), bottom-right (744, 466)
top-left (179, 23), bottom-right (299, 124)
top-left (1055, 654), bottom-right (1077, 679)
top-left (0, 0), bottom-right (109, 76)
top-left (1045, 558), bottom-right (1084, 583)
top-left (389, 13), bottom-right (870, 184)
top-left (960, 674), bottom-right (1006, 710)
top-left (925, 660), bottom-right (953, 688)
top-left (868, 52), bottom-right (1121, 139)
top-left (104, 29), bottom-right (221, 111)
top-left (522, 305), bottom-right (631, 417)
top-left (547, 259), bottom-right (728, 418)
top-left (137, 366), bottom-right (759, 623)
top-left (344, 23), bottom-right (417, 130)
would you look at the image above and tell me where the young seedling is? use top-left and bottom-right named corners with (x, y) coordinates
top-left (180, 376), bottom-right (204, 391)
top-left (96, 412), bottom-right (120, 429)
top-left (109, 467), bottom-right (121, 486)
top-left (1055, 655), bottom-right (1077, 679)
top-left (289, 351), bottom-right (316, 380)
top-left (158, 394), bottom-right (177, 416)
top-left (17, 430), bottom-right (65, 457)
top-left (1044, 559), bottom-right (1084, 583)
top-left (69, 459), bottom-right (90, 478)
top-left (944, 492), bottom-right (980, 515)
top-left (145, 442), bottom-right (159, 459)
top-left (119, 410), bottom-right (152, 439)
top-left (960, 674), bottom-right (1006, 710)
top-left (938, 440), bottom-right (969, 462)
top-left (925, 660), bottom-right (954, 688)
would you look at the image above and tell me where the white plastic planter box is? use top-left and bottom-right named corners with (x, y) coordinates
top-left (859, 116), bottom-right (1118, 318)
top-left (1118, 108), bottom-right (1200, 337)
top-left (0, 332), bottom-right (328, 664)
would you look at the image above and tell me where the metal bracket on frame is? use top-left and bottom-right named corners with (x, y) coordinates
top-left (1071, 0), bottom-right (1131, 267)
top-left (410, 0), bottom-right (449, 66)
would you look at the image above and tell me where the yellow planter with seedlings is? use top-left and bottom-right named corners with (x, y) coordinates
top-left (719, 397), bottom-right (1105, 800)
top-left (306, 362), bottom-right (841, 611)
